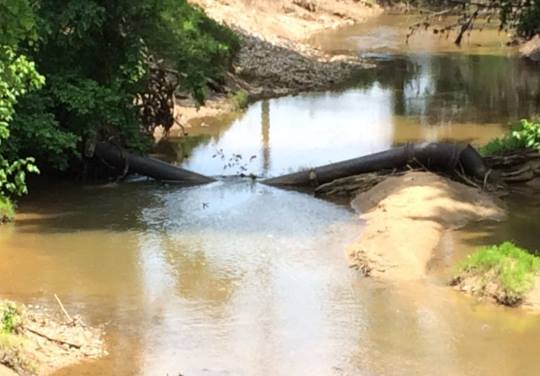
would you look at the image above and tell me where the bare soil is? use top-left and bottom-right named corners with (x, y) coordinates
top-left (452, 272), bottom-right (540, 310)
top-left (0, 300), bottom-right (105, 375)
top-left (519, 35), bottom-right (540, 62)
top-left (190, 0), bottom-right (382, 43)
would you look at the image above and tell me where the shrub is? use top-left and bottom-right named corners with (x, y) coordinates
top-left (0, 302), bottom-right (21, 334)
top-left (230, 90), bottom-right (249, 110)
top-left (480, 119), bottom-right (540, 156)
top-left (0, 196), bottom-right (14, 222)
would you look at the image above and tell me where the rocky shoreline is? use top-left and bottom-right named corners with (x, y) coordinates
top-left (233, 29), bottom-right (371, 97)
top-left (166, 0), bottom-right (382, 137)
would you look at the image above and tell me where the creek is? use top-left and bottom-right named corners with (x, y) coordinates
top-left (1, 14), bottom-right (539, 376)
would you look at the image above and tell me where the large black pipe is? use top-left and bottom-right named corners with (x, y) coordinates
top-left (94, 142), bottom-right (215, 184)
top-left (262, 143), bottom-right (487, 187)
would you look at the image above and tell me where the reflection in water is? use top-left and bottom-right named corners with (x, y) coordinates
top-left (0, 180), bottom-right (538, 376)
top-left (261, 100), bottom-right (271, 174)
top-left (177, 16), bottom-right (540, 179)
top-left (1, 13), bottom-right (540, 376)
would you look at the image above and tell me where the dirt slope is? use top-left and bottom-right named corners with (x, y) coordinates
top-left (190, 0), bottom-right (382, 43)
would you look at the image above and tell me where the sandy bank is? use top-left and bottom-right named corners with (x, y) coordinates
top-left (190, 0), bottom-right (382, 43)
top-left (164, 0), bottom-right (382, 137)
top-left (520, 35), bottom-right (540, 62)
top-left (346, 172), bottom-right (506, 280)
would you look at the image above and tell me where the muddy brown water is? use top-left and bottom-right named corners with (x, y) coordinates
top-left (1, 14), bottom-right (540, 376)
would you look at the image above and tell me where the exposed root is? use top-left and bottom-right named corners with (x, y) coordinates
top-left (484, 150), bottom-right (540, 184)
top-left (315, 172), bottom-right (390, 197)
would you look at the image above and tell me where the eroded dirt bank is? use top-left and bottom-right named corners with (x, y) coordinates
top-left (0, 300), bottom-right (105, 375)
top-left (190, 0), bottom-right (382, 43)
top-left (167, 0), bottom-right (382, 136)
top-left (346, 172), bottom-right (506, 280)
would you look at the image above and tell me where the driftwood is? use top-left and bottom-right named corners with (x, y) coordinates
top-left (24, 327), bottom-right (82, 349)
top-left (263, 143), bottom-right (487, 187)
top-left (54, 294), bottom-right (73, 325)
top-left (315, 172), bottom-right (389, 197)
top-left (94, 142), bottom-right (215, 184)
top-left (484, 150), bottom-right (540, 184)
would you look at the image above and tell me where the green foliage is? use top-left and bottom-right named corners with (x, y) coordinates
top-left (3, 0), bottom-right (239, 172)
top-left (152, 0), bottom-right (240, 100)
top-left (480, 119), bottom-right (540, 156)
top-left (0, 196), bottom-right (14, 222)
top-left (501, 1), bottom-right (540, 39)
top-left (408, 1), bottom-right (540, 43)
top-left (455, 241), bottom-right (540, 303)
top-left (0, 1), bottom-right (43, 206)
top-left (0, 301), bottom-right (21, 334)
top-left (0, 44), bottom-right (43, 201)
top-left (230, 90), bottom-right (249, 110)
top-left (0, 0), bottom-right (36, 47)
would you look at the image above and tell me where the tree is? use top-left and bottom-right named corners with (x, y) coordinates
top-left (4, 0), bottom-right (239, 173)
top-left (405, 0), bottom-right (540, 45)
top-left (0, 0), bottom-right (42, 209)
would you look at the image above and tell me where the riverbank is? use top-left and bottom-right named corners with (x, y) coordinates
top-left (451, 242), bottom-right (540, 308)
top-left (0, 299), bottom-right (105, 375)
top-left (343, 170), bottom-right (540, 310)
top-left (165, 0), bottom-right (382, 137)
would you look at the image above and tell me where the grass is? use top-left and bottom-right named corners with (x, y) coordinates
top-left (0, 301), bottom-right (21, 334)
top-left (229, 90), bottom-right (249, 110)
top-left (480, 119), bottom-right (540, 156)
top-left (0, 196), bottom-right (14, 223)
top-left (453, 242), bottom-right (540, 305)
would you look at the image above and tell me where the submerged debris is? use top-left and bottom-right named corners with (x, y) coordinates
top-left (315, 172), bottom-right (392, 197)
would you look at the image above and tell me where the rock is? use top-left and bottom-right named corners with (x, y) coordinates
top-left (519, 35), bottom-right (540, 62)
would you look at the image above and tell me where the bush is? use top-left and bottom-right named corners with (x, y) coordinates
top-left (0, 196), bottom-right (14, 222)
top-left (480, 119), bottom-right (540, 156)
top-left (2, 0), bottom-right (240, 173)
top-left (230, 90), bottom-right (249, 110)
top-left (0, 301), bottom-right (21, 334)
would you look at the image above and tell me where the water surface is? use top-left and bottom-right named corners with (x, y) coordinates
top-left (175, 14), bottom-right (540, 178)
top-left (1, 13), bottom-right (540, 376)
